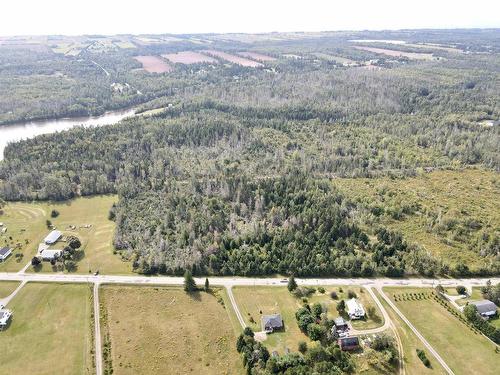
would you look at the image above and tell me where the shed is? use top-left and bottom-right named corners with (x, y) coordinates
top-left (44, 230), bottom-right (62, 245)
top-left (472, 300), bottom-right (498, 317)
top-left (261, 314), bottom-right (283, 332)
top-left (338, 336), bottom-right (359, 351)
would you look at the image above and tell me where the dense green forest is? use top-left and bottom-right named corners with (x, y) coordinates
top-left (0, 29), bottom-right (498, 276)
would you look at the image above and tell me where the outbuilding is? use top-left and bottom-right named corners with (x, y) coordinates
top-left (472, 300), bottom-right (498, 318)
top-left (0, 247), bottom-right (12, 262)
top-left (44, 230), bottom-right (62, 245)
top-left (40, 249), bottom-right (63, 261)
top-left (338, 336), bottom-right (360, 351)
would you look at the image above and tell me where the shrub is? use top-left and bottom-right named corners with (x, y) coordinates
top-left (347, 290), bottom-right (357, 299)
top-left (50, 209), bottom-right (59, 218)
top-left (456, 285), bottom-right (467, 295)
top-left (318, 287), bottom-right (325, 294)
top-left (416, 349), bottom-right (431, 368)
top-left (298, 341), bottom-right (308, 354)
top-left (330, 291), bottom-right (338, 299)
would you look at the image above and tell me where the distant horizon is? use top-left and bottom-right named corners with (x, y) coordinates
top-left (1, 0), bottom-right (499, 37)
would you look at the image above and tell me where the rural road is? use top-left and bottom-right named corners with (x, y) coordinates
top-left (350, 286), bottom-right (391, 335)
top-left (93, 283), bottom-right (103, 375)
top-left (0, 273), bottom-right (497, 288)
top-left (377, 288), bottom-right (455, 375)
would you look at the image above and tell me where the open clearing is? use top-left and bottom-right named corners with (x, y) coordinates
top-left (384, 287), bottom-right (500, 375)
top-left (162, 51), bottom-right (218, 64)
top-left (354, 46), bottom-right (435, 60)
top-left (202, 50), bottom-right (263, 67)
top-left (0, 195), bottom-right (130, 274)
top-left (313, 52), bottom-right (356, 64)
top-left (238, 51), bottom-right (276, 62)
top-left (29, 195), bottom-right (131, 275)
top-left (0, 281), bottom-right (20, 298)
top-left (100, 285), bottom-right (243, 375)
top-left (232, 286), bottom-right (383, 354)
top-left (0, 283), bottom-right (93, 375)
top-left (335, 169), bottom-right (500, 270)
top-left (134, 55), bottom-right (172, 73)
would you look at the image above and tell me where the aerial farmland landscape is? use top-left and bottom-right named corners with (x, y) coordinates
top-left (0, 1), bottom-right (499, 375)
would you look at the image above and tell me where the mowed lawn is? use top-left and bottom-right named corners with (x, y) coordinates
top-left (384, 288), bottom-right (500, 375)
top-left (232, 286), bottom-right (383, 354)
top-left (373, 289), bottom-right (446, 375)
top-left (11, 195), bottom-right (132, 274)
top-left (100, 285), bottom-right (243, 375)
top-left (0, 281), bottom-right (20, 298)
top-left (0, 283), bottom-right (94, 375)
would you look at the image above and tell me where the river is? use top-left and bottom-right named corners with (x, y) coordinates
top-left (0, 108), bottom-right (135, 160)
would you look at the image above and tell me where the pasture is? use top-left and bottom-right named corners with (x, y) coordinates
top-left (384, 287), bottom-right (500, 375)
top-left (238, 51), bottom-right (276, 62)
top-left (0, 281), bottom-right (20, 298)
top-left (100, 285), bottom-right (242, 375)
top-left (202, 50), bottom-right (263, 67)
top-left (354, 46), bottom-right (435, 60)
top-left (163, 51), bottom-right (217, 64)
top-left (134, 55), bottom-right (172, 73)
top-left (0, 283), bottom-right (94, 375)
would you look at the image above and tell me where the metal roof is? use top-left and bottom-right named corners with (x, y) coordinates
top-left (472, 300), bottom-right (498, 314)
top-left (44, 230), bottom-right (62, 244)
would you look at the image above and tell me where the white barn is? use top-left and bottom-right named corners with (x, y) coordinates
top-left (346, 298), bottom-right (365, 319)
top-left (44, 230), bottom-right (62, 245)
top-left (40, 249), bottom-right (63, 261)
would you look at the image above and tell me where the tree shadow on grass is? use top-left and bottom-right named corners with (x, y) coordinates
top-left (187, 290), bottom-right (202, 301)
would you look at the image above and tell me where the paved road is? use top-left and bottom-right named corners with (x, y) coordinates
top-left (377, 288), bottom-right (455, 375)
top-left (0, 272), bottom-right (497, 288)
top-left (93, 283), bottom-right (103, 375)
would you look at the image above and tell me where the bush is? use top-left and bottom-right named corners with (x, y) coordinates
top-left (456, 285), bottom-right (467, 295)
top-left (347, 290), bottom-right (357, 299)
top-left (318, 287), bottom-right (325, 294)
top-left (298, 341), bottom-right (308, 354)
top-left (330, 291), bottom-right (338, 299)
top-left (50, 209), bottom-right (59, 218)
top-left (416, 349), bottom-right (431, 368)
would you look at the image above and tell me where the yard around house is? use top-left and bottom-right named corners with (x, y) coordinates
top-left (100, 285), bottom-right (243, 375)
top-left (0, 283), bottom-right (94, 375)
top-left (231, 286), bottom-right (384, 354)
top-left (384, 287), bottom-right (500, 375)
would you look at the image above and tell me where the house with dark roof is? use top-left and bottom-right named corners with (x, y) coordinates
top-left (261, 314), bottom-right (283, 333)
top-left (471, 300), bottom-right (498, 318)
top-left (338, 336), bottom-right (359, 351)
top-left (0, 247), bottom-right (12, 262)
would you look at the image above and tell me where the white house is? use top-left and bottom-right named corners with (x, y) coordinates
top-left (44, 230), bottom-right (62, 245)
top-left (472, 300), bottom-right (498, 318)
top-left (40, 249), bottom-right (63, 261)
top-left (0, 247), bottom-right (12, 262)
top-left (346, 298), bottom-right (365, 319)
top-left (0, 308), bottom-right (12, 330)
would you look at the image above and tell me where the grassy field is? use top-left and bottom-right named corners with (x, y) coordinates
top-left (232, 286), bottom-right (383, 354)
top-left (335, 169), bottom-right (500, 270)
top-left (374, 289), bottom-right (446, 375)
top-left (100, 285), bottom-right (243, 375)
top-left (0, 281), bottom-right (20, 298)
top-left (384, 287), bottom-right (500, 375)
top-left (0, 282), bottom-right (94, 375)
top-left (0, 195), bottom-right (132, 274)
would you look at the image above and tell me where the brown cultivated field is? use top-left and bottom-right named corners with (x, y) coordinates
top-left (202, 50), bottom-right (263, 67)
top-left (134, 55), bottom-right (172, 73)
top-left (238, 51), bottom-right (276, 62)
top-left (354, 46), bottom-right (435, 60)
top-left (162, 51), bottom-right (218, 64)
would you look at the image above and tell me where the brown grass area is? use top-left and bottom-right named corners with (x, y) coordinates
top-left (238, 51), bottom-right (276, 62)
top-left (202, 50), bottom-right (263, 67)
top-left (162, 51), bottom-right (218, 64)
top-left (134, 55), bottom-right (172, 73)
top-left (101, 285), bottom-right (243, 375)
top-left (354, 46), bottom-right (434, 60)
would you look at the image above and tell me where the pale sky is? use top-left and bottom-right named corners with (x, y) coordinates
top-left (1, 0), bottom-right (499, 36)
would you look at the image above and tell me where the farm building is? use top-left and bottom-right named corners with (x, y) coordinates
top-left (261, 314), bottom-right (283, 332)
top-left (44, 230), bottom-right (62, 244)
top-left (471, 300), bottom-right (498, 318)
top-left (0, 308), bottom-right (12, 330)
top-left (0, 247), bottom-right (12, 262)
top-left (346, 298), bottom-right (365, 319)
top-left (338, 336), bottom-right (360, 351)
top-left (40, 249), bottom-right (63, 261)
